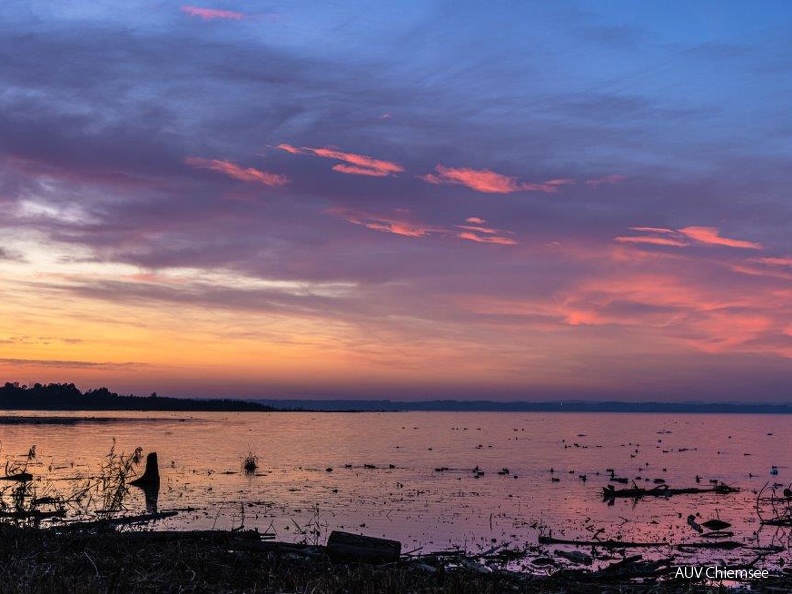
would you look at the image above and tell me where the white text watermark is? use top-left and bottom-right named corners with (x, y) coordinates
top-left (674, 566), bottom-right (769, 580)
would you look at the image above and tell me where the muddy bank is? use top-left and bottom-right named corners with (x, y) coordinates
top-left (0, 524), bottom-right (787, 594)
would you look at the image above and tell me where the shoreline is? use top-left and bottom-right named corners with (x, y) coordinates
top-left (0, 523), bottom-right (778, 593)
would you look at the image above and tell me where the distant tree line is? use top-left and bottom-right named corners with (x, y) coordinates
top-left (0, 382), bottom-right (274, 412)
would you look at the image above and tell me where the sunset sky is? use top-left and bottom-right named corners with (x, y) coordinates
top-left (1, 1), bottom-right (791, 401)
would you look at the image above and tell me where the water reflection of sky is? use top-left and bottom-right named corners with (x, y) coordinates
top-left (1, 411), bottom-right (790, 567)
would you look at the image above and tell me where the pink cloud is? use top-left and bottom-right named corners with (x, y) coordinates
top-left (616, 225), bottom-right (763, 251)
top-left (688, 311), bottom-right (773, 353)
top-left (614, 236), bottom-right (689, 247)
top-left (457, 231), bottom-right (517, 246)
top-left (752, 257), bottom-right (792, 267)
top-left (629, 226), bottom-right (676, 234)
top-left (421, 165), bottom-right (574, 194)
top-left (730, 264), bottom-right (792, 281)
top-left (454, 217), bottom-right (517, 245)
top-left (730, 256), bottom-right (792, 280)
top-left (330, 210), bottom-right (517, 246)
top-left (184, 157), bottom-right (288, 187)
top-left (554, 258), bottom-right (792, 358)
top-left (277, 144), bottom-right (403, 177)
top-left (330, 208), bottom-right (436, 238)
top-left (586, 174), bottom-right (627, 187)
top-left (276, 143), bottom-right (301, 155)
top-left (679, 226), bottom-right (762, 250)
top-left (456, 225), bottom-right (498, 234)
top-left (332, 164), bottom-right (391, 177)
top-left (181, 5), bottom-right (246, 20)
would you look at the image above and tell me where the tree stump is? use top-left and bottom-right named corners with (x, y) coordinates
top-left (130, 452), bottom-right (160, 489)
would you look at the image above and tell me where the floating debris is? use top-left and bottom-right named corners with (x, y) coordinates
top-left (603, 482), bottom-right (739, 502)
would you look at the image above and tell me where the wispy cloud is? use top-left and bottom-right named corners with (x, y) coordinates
top-left (330, 208), bottom-right (437, 238)
top-left (184, 157), bottom-right (288, 187)
top-left (454, 218), bottom-right (517, 245)
top-left (276, 143), bottom-right (302, 155)
top-left (331, 209), bottom-right (517, 245)
top-left (753, 257), bottom-right (792, 267)
top-left (557, 272), bottom-right (791, 357)
top-left (0, 358), bottom-right (146, 369)
top-left (421, 165), bottom-right (573, 194)
top-left (679, 226), bottom-right (763, 250)
top-left (456, 231), bottom-right (517, 245)
top-left (180, 5), bottom-right (247, 21)
top-left (730, 263), bottom-right (792, 281)
top-left (614, 235), bottom-right (689, 247)
top-left (730, 256), bottom-right (792, 280)
top-left (0, 247), bottom-right (24, 261)
top-left (629, 226), bottom-right (676, 234)
top-left (586, 174), bottom-right (627, 187)
top-left (277, 144), bottom-right (403, 177)
top-left (615, 225), bottom-right (763, 250)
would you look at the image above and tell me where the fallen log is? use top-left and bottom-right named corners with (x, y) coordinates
top-left (539, 535), bottom-right (742, 550)
top-left (327, 530), bottom-right (401, 563)
top-left (603, 482), bottom-right (738, 500)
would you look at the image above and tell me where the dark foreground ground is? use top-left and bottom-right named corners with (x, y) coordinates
top-left (1, 524), bottom-right (789, 594)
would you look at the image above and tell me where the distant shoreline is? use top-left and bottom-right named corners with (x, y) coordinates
top-left (3, 383), bottom-right (790, 414)
top-left (258, 399), bottom-right (792, 414)
top-left (0, 382), bottom-right (273, 412)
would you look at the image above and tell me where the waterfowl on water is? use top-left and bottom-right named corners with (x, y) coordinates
top-left (687, 515), bottom-right (703, 533)
top-left (701, 518), bottom-right (731, 531)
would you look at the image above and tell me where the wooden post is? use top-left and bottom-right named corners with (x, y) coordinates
top-left (327, 531), bottom-right (401, 563)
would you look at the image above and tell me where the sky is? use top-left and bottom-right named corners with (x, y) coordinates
top-left (1, 1), bottom-right (791, 401)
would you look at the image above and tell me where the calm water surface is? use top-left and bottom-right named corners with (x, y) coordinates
top-left (1, 411), bottom-right (789, 564)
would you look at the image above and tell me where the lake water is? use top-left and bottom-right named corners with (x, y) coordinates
top-left (1, 411), bottom-right (789, 567)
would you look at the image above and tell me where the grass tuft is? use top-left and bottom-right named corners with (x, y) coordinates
top-left (242, 449), bottom-right (258, 474)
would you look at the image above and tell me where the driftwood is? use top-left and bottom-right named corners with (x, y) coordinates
top-left (327, 530), bottom-right (401, 563)
top-left (539, 535), bottom-right (742, 550)
top-left (603, 482), bottom-right (738, 501)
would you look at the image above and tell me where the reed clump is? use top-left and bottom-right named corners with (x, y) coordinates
top-left (1, 440), bottom-right (145, 526)
top-left (242, 449), bottom-right (258, 474)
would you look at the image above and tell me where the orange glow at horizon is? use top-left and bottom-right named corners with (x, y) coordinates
top-left (1, 218), bottom-right (790, 399)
